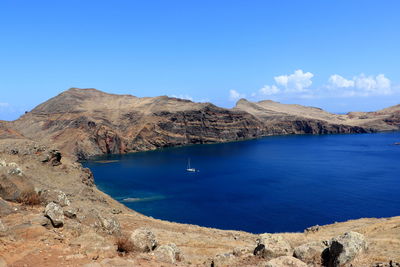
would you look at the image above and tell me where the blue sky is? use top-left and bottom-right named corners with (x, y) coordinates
top-left (1, 0), bottom-right (399, 120)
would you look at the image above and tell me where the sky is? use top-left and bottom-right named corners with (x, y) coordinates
top-left (1, 0), bottom-right (399, 120)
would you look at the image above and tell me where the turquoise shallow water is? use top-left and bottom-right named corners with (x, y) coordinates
top-left (83, 132), bottom-right (400, 233)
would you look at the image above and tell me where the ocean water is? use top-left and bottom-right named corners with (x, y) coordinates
top-left (83, 132), bottom-right (400, 233)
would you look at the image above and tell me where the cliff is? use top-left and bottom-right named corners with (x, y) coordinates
top-left (8, 88), bottom-right (399, 159)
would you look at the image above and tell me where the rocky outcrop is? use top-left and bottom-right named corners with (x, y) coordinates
top-left (0, 172), bottom-right (34, 202)
top-left (323, 231), bottom-right (367, 267)
top-left (293, 241), bottom-right (327, 264)
top-left (255, 234), bottom-right (292, 259)
top-left (153, 243), bottom-right (183, 264)
top-left (44, 202), bottom-right (64, 227)
top-left (130, 227), bottom-right (158, 252)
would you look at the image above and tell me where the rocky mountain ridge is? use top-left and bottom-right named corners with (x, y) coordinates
top-left (5, 88), bottom-right (400, 159)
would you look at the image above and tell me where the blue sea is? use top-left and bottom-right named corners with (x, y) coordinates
top-left (83, 132), bottom-right (400, 233)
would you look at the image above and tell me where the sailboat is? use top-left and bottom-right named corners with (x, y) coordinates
top-left (186, 158), bottom-right (198, 172)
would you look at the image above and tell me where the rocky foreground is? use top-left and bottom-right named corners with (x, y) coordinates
top-left (1, 89), bottom-right (400, 266)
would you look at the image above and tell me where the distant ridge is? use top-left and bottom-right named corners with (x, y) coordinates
top-left (3, 88), bottom-right (399, 159)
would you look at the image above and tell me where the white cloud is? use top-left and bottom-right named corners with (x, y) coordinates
top-left (0, 102), bottom-right (10, 108)
top-left (328, 74), bottom-right (354, 88)
top-left (170, 94), bottom-right (193, 101)
top-left (327, 73), bottom-right (392, 96)
top-left (259, 85), bottom-right (280, 95)
top-left (354, 74), bottom-right (391, 94)
top-left (274, 69), bottom-right (314, 92)
top-left (229, 89), bottom-right (246, 101)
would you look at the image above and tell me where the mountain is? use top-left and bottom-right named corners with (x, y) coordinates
top-left (235, 98), bottom-right (400, 133)
top-left (7, 88), bottom-right (400, 159)
top-left (10, 88), bottom-right (264, 159)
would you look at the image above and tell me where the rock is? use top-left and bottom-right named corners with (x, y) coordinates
top-left (256, 234), bottom-right (292, 259)
top-left (0, 173), bottom-right (35, 201)
top-left (153, 243), bottom-right (183, 263)
top-left (111, 208), bottom-right (122, 214)
top-left (207, 252), bottom-right (236, 267)
top-left (130, 227), bottom-right (157, 252)
top-left (78, 209), bottom-right (120, 234)
top-left (265, 256), bottom-right (308, 267)
top-left (8, 167), bottom-right (22, 176)
top-left (293, 241), bottom-right (327, 264)
top-left (39, 189), bottom-right (70, 207)
top-left (323, 231), bottom-right (367, 267)
top-left (63, 207), bottom-right (77, 219)
top-left (254, 244), bottom-right (265, 256)
top-left (304, 225), bottom-right (320, 233)
top-left (44, 202), bottom-right (64, 227)
top-left (40, 149), bottom-right (62, 166)
top-left (99, 216), bottom-right (120, 235)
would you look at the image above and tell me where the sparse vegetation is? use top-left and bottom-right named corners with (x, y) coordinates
top-left (17, 190), bottom-right (43, 206)
top-left (116, 234), bottom-right (135, 254)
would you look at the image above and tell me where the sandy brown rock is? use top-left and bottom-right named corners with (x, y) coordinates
top-left (130, 227), bottom-right (158, 252)
top-left (264, 256), bottom-right (308, 267)
top-left (257, 234), bottom-right (292, 259)
top-left (293, 241), bottom-right (327, 264)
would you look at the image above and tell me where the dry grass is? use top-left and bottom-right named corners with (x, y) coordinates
top-left (17, 190), bottom-right (43, 206)
top-left (116, 235), bottom-right (135, 254)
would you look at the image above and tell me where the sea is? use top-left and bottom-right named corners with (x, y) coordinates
top-left (82, 132), bottom-right (400, 233)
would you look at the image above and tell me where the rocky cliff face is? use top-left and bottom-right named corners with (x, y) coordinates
top-left (9, 88), bottom-right (266, 159)
top-left (7, 88), bottom-right (400, 159)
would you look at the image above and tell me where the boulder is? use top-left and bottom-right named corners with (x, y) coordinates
top-left (0, 173), bottom-right (35, 201)
top-left (207, 252), bottom-right (236, 267)
top-left (265, 256), bottom-right (308, 267)
top-left (153, 243), bottom-right (183, 264)
top-left (323, 231), bottom-right (367, 267)
top-left (130, 227), bottom-right (157, 252)
top-left (78, 209), bottom-right (120, 234)
top-left (256, 234), bottom-right (292, 259)
top-left (63, 207), bottom-right (77, 219)
top-left (44, 202), bottom-right (64, 227)
top-left (39, 189), bottom-right (70, 207)
top-left (99, 216), bottom-right (120, 235)
top-left (293, 241), bottom-right (327, 264)
top-left (40, 149), bottom-right (62, 166)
